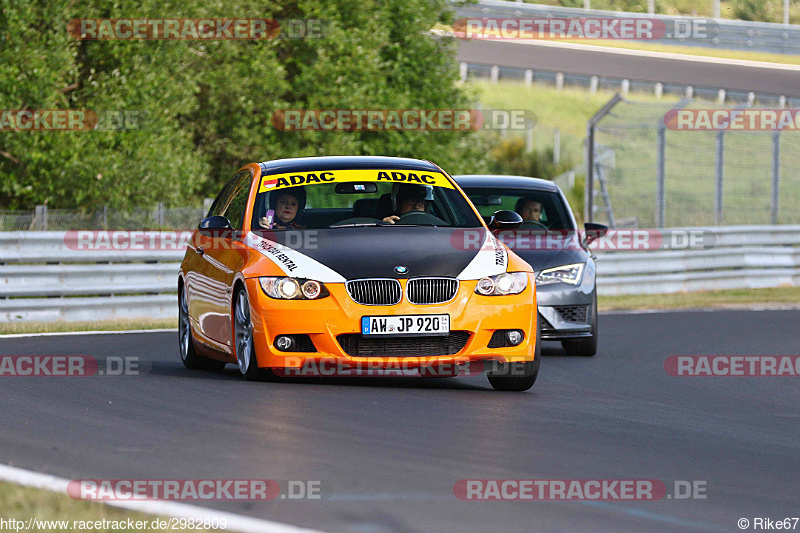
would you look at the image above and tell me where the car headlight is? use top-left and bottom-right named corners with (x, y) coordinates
top-left (536, 263), bottom-right (585, 286)
top-left (475, 272), bottom-right (528, 296)
top-left (259, 277), bottom-right (329, 300)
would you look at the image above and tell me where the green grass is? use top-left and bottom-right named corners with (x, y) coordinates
top-left (0, 480), bottom-right (206, 532)
top-left (470, 80), bottom-right (800, 227)
top-left (468, 80), bottom-right (678, 182)
top-left (599, 286), bottom-right (800, 311)
top-left (0, 318), bottom-right (177, 335)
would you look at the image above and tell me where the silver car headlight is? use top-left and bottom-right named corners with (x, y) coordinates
top-left (475, 272), bottom-right (528, 296)
top-left (536, 263), bottom-right (585, 286)
top-left (259, 277), bottom-right (329, 300)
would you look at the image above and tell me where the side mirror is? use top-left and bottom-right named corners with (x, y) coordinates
top-left (584, 222), bottom-right (609, 246)
top-left (489, 210), bottom-right (523, 230)
top-left (198, 215), bottom-right (232, 238)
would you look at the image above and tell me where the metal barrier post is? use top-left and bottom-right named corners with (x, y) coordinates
top-left (772, 131), bottom-right (781, 224)
top-left (656, 122), bottom-right (666, 228)
top-left (585, 93), bottom-right (623, 223)
top-left (585, 124), bottom-right (594, 223)
top-left (35, 205), bottom-right (47, 231)
top-left (715, 130), bottom-right (725, 225)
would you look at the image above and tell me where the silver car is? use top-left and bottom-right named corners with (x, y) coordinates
top-left (454, 175), bottom-right (608, 356)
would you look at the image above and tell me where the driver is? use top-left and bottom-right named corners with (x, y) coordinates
top-left (382, 183), bottom-right (434, 224)
top-left (259, 186), bottom-right (306, 229)
top-left (515, 197), bottom-right (543, 223)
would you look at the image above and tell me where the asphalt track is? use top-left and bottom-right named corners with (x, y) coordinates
top-left (457, 39), bottom-right (800, 97)
top-left (1, 309), bottom-right (798, 532)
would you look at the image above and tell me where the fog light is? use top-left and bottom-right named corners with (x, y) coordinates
top-left (275, 335), bottom-right (294, 351)
top-left (506, 330), bottom-right (523, 346)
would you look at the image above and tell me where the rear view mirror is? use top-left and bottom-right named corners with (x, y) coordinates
top-left (335, 182), bottom-right (378, 194)
top-left (470, 195), bottom-right (503, 206)
top-left (584, 222), bottom-right (609, 246)
top-left (198, 216), bottom-right (233, 238)
top-left (489, 210), bottom-right (523, 230)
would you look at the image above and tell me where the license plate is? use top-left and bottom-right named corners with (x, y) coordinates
top-left (361, 314), bottom-right (450, 336)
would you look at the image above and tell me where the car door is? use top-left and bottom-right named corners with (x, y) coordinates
top-left (189, 169), bottom-right (253, 347)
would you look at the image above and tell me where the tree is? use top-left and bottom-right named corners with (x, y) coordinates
top-left (0, 0), bottom-right (489, 209)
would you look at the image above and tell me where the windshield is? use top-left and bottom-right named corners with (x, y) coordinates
top-left (250, 168), bottom-right (483, 230)
top-left (460, 187), bottom-right (576, 231)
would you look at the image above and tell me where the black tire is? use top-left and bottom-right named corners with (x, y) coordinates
top-left (233, 287), bottom-right (270, 381)
top-left (179, 286), bottom-right (226, 371)
top-left (561, 290), bottom-right (598, 357)
top-left (487, 319), bottom-right (541, 392)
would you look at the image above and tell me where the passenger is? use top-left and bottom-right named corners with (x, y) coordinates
top-left (382, 184), bottom-right (434, 224)
top-left (260, 186), bottom-right (306, 229)
top-left (515, 197), bottom-right (543, 223)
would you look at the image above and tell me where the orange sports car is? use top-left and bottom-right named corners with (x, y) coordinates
top-left (178, 156), bottom-right (540, 391)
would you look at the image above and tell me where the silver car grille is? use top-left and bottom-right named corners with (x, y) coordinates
top-left (555, 305), bottom-right (588, 323)
top-left (406, 277), bottom-right (459, 305)
top-left (346, 279), bottom-right (402, 306)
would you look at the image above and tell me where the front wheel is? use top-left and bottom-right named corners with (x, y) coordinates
top-left (487, 319), bottom-right (540, 392)
top-left (233, 287), bottom-right (270, 381)
top-left (179, 286), bottom-right (225, 371)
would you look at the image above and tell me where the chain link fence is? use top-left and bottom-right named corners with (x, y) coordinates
top-left (586, 97), bottom-right (800, 228)
top-left (0, 203), bottom-right (211, 231)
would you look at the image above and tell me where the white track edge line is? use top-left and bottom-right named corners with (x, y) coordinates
top-left (0, 329), bottom-right (178, 338)
top-left (0, 463), bottom-right (325, 533)
top-left (602, 304), bottom-right (800, 314)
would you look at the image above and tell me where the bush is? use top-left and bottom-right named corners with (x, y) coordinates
top-left (488, 136), bottom-right (572, 180)
top-left (731, 0), bottom-right (776, 21)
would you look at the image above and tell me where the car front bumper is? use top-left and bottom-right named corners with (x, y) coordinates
top-left (244, 276), bottom-right (538, 373)
top-left (536, 260), bottom-right (596, 340)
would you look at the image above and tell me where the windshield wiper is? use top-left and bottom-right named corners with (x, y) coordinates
top-left (329, 223), bottom-right (382, 228)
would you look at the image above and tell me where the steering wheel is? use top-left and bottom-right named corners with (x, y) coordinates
top-left (520, 220), bottom-right (548, 230)
top-left (395, 211), bottom-right (446, 225)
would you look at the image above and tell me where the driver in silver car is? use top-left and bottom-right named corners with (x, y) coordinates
top-left (382, 183), bottom-right (434, 224)
top-left (515, 197), bottom-right (543, 223)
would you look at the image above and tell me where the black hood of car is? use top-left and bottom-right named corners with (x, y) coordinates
top-left (264, 226), bottom-right (486, 280)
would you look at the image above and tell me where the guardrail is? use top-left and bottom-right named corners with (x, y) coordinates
top-left (595, 226), bottom-right (800, 294)
top-left (454, 0), bottom-right (800, 55)
top-left (1, 227), bottom-right (798, 322)
top-left (0, 232), bottom-right (183, 322)
top-left (461, 61), bottom-right (800, 108)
